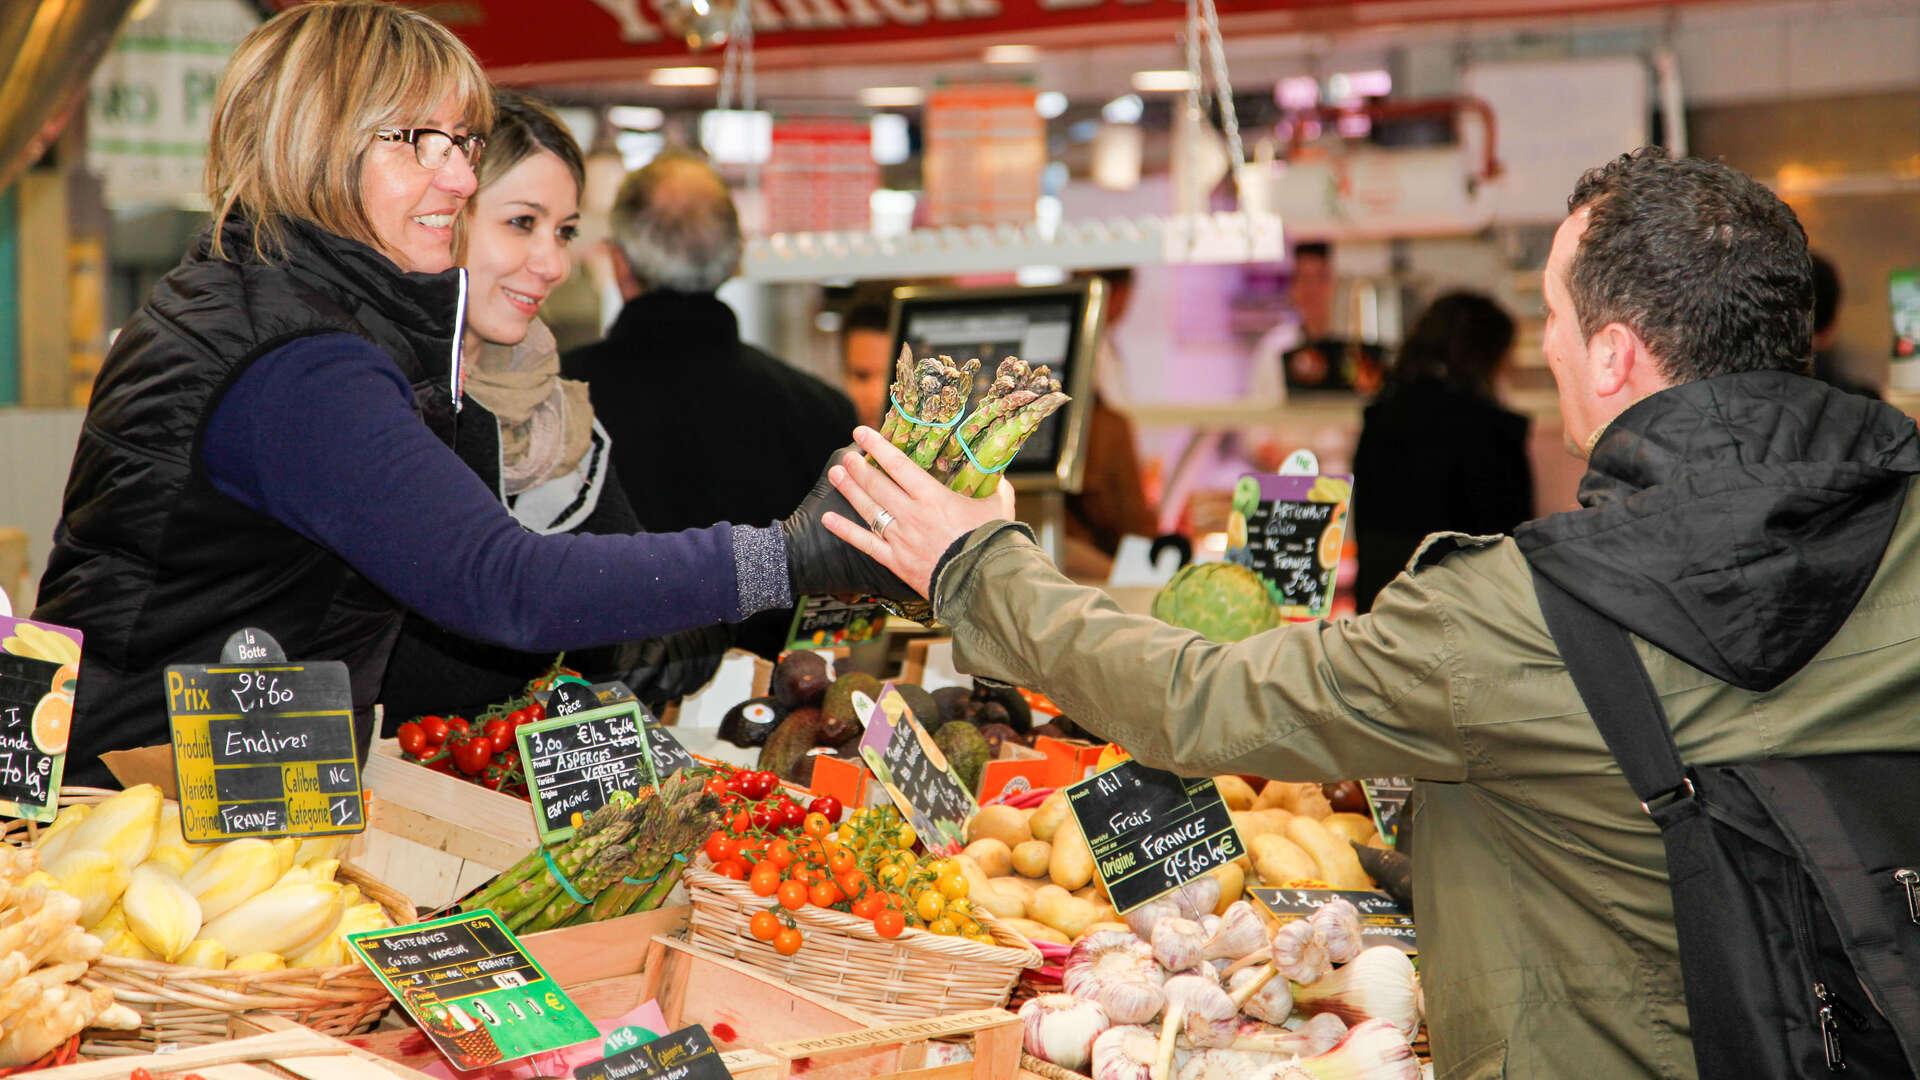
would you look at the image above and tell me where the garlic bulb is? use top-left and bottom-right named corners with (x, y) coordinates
top-left (1094, 1024), bottom-right (1160, 1080)
top-left (1225, 1015), bottom-right (1346, 1058)
top-left (1248, 1017), bottom-right (1419, 1080)
top-left (1270, 919), bottom-right (1332, 986)
top-left (1021, 993), bottom-right (1111, 1070)
top-left (1153, 917), bottom-right (1209, 972)
top-left (1202, 902), bottom-right (1268, 963)
top-left (1155, 974), bottom-right (1237, 1080)
top-left (1309, 899), bottom-right (1364, 965)
top-left (1125, 896), bottom-right (1185, 940)
top-left (1290, 947), bottom-right (1420, 1040)
top-left (1176, 963), bottom-right (1221, 985)
top-left (1229, 964), bottom-right (1295, 1025)
top-left (1066, 930), bottom-right (1169, 1025)
top-left (1170, 876), bottom-right (1223, 921)
top-left (1178, 1048), bottom-right (1265, 1080)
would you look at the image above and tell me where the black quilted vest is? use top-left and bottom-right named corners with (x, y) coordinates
top-left (35, 215), bottom-right (466, 786)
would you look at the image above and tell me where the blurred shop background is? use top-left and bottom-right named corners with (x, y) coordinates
top-left (2, 0), bottom-right (1918, 614)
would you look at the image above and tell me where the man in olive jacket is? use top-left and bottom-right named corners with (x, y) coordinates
top-left (815, 148), bottom-right (1920, 1078)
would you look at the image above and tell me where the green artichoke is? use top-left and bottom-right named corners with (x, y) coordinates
top-left (1150, 562), bottom-right (1283, 642)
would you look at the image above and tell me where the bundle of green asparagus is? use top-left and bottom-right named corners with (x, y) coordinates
top-left (875, 346), bottom-right (1070, 497)
top-left (460, 771), bottom-right (723, 932)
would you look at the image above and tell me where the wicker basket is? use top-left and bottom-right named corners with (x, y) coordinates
top-left (684, 866), bottom-right (1042, 1023)
top-left (4, 787), bottom-right (416, 1056)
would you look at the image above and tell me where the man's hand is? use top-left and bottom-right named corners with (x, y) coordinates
top-left (781, 444), bottom-right (921, 602)
top-left (823, 426), bottom-right (1017, 597)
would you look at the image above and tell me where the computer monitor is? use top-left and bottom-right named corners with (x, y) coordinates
top-left (887, 280), bottom-right (1105, 493)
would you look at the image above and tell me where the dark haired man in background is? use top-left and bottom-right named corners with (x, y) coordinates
top-left (819, 147), bottom-right (1920, 1077)
top-left (564, 150), bottom-right (855, 658)
top-left (1809, 251), bottom-right (1882, 399)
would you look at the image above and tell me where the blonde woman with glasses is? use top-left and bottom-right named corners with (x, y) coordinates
top-left (35, 2), bottom-right (904, 787)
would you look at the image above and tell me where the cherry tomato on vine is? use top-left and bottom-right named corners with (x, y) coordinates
top-left (729, 810), bottom-right (752, 834)
top-left (807, 795), bottom-right (843, 823)
top-left (705, 832), bottom-right (739, 862)
top-left (446, 717), bottom-right (470, 738)
top-left (749, 862), bottom-right (781, 896)
top-left (453, 738), bottom-right (492, 776)
top-left (772, 927), bottom-right (803, 955)
top-left (807, 880), bottom-right (843, 907)
top-left (419, 716), bottom-right (450, 746)
top-left (704, 776), bottom-right (730, 797)
top-left (776, 801), bottom-right (806, 830)
top-left (396, 722), bottom-right (427, 757)
top-left (851, 893), bottom-right (883, 919)
top-left (751, 803), bottom-right (778, 830)
top-left (802, 813), bottom-right (832, 839)
top-left (834, 871), bottom-right (866, 899)
top-left (712, 858), bottom-right (749, 881)
top-left (766, 839), bottom-right (795, 869)
top-left (525, 700), bottom-right (545, 723)
top-left (777, 880), bottom-right (808, 911)
top-left (874, 909), bottom-right (905, 938)
top-left (750, 910), bottom-right (780, 942)
top-left (741, 771), bottom-right (777, 800)
top-left (827, 847), bottom-right (858, 875)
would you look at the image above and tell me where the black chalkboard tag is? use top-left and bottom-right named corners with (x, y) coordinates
top-left (856, 684), bottom-right (974, 855)
top-left (1223, 468), bottom-right (1353, 620)
top-left (166, 627), bottom-right (364, 842)
top-left (1248, 886), bottom-right (1417, 953)
top-left (1361, 776), bottom-right (1414, 846)
top-left (582, 681), bottom-right (700, 781)
top-left (574, 1023), bottom-right (732, 1080)
top-left (1065, 758), bottom-right (1245, 915)
top-left (0, 616), bottom-right (80, 823)
top-left (516, 698), bottom-right (659, 844)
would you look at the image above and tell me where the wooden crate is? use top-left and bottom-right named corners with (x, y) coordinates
top-left (346, 937), bottom-right (1019, 1080)
top-left (35, 1021), bottom-right (438, 1080)
top-left (355, 738), bottom-right (537, 909)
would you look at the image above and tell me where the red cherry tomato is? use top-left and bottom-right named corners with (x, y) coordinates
top-left (705, 832), bottom-right (739, 862)
top-left (712, 858), bottom-right (749, 881)
top-left (776, 801), bottom-right (806, 830)
top-left (777, 880), bottom-right (808, 911)
top-left (396, 722), bottom-right (426, 757)
top-left (446, 716), bottom-right (470, 738)
top-left (525, 700), bottom-right (546, 723)
top-left (807, 795), bottom-right (843, 824)
top-left (419, 716), bottom-right (449, 746)
top-left (453, 738), bottom-right (492, 776)
top-left (751, 803), bottom-right (778, 830)
top-left (704, 776), bottom-right (730, 796)
top-left (874, 909), bottom-right (905, 938)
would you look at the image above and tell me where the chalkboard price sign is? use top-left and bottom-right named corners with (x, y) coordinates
top-left (517, 701), bottom-right (659, 844)
top-left (166, 628), bottom-right (363, 842)
top-left (575, 1023), bottom-right (732, 1080)
top-left (1361, 776), bottom-right (1414, 846)
top-left (1066, 760), bottom-right (1244, 915)
top-left (0, 617), bottom-right (79, 823)
top-left (570, 681), bottom-right (698, 781)
top-left (1224, 472), bottom-right (1353, 620)
top-left (1248, 886), bottom-right (1417, 953)
top-left (857, 684), bottom-right (974, 855)
top-left (348, 911), bottom-right (597, 1071)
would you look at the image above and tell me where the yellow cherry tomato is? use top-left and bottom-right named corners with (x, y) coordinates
top-left (927, 917), bottom-right (958, 936)
top-left (914, 890), bottom-right (946, 922)
top-left (936, 872), bottom-right (969, 900)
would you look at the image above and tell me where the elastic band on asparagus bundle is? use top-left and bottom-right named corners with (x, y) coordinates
top-left (875, 345), bottom-right (1071, 498)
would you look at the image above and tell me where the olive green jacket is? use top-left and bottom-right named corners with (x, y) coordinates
top-left (933, 488), bottom-right (1920, 1078)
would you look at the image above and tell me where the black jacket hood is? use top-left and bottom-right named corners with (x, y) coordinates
top-left (1515, 370), bottom-right (1920, 691)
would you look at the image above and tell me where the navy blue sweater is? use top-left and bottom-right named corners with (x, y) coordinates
top-left (203, 333), bottom-right (788, 650)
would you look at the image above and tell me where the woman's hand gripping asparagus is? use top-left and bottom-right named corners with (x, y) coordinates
top-left (821, 426), bottom-right (1018, 598)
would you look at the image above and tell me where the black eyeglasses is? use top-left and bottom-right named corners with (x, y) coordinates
top-left (374, 127), bottom-right (487, 170)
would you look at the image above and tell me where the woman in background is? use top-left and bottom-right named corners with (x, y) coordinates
top-left (1351, 292), bottom-right (1533, 613)
top-left (380, 89), bottom-right (727, 724)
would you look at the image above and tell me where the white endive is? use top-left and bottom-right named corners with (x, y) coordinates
top-left (1290, 947), bottom-right (1420, 1040)
top-left (1021, 993), bottom-right (1111, 1070)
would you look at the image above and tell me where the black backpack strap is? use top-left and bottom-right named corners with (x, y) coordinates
top-left (1529, 568), bottom-right (1694, 815)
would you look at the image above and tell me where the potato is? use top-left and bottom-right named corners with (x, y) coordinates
top-left (1285, 814), bottom-right (1372, 890)
top-left (1011, 840), bottom-right (1052, 878)
top-left (1030, 886), bottom-right (1106, 939)
top-left (1253, 780), bottom-right (1293, 811)
top-left (1207, 861), bottom-right (1244, 913)
top-left (964, 838), bottom-right (1014, 877)
top-left (1213, 775), bottom-right (1257, 810)
top-left (1250, 833), bottom-right (1320, 885)
top-left (1049, 820), bottom-right (1095, 891)
top-left (967, 804), bottom-right (1033, 849)
top-left (1321, 812), bottom-right (1379, 847)
top-left (970, 878), bottom-right (1028, 920)
top-left (989, 875), bottom-right (1037, 905)
top-left (1001, 917), bottom-right (1071, 945)
top-left (1231, 808), bottom-right (1293, 841)
top-left (1029, 790), bottom-right (1071, 841)
top-left (1262, 782), bottom-right (1332, 819)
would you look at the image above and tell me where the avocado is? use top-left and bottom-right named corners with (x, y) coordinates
top-left (820, 672), bottom-right (883, 746)
top-left (894, 684), bottom-right (938, 731)
top-left (933, 720), bottom-right (991, 794)
top-left (977, 722), bottom-right (1019, 756)
top-left (931, 686), bottom-right (977, 733)
top-left (757, 706), bottom-right (825, 780)
top-left (969, 684), bottom-right (1032, 733)
top-left (771, 652), bottom-right (833, 709)
top-left (718, 696), bottom-right (785, 748)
